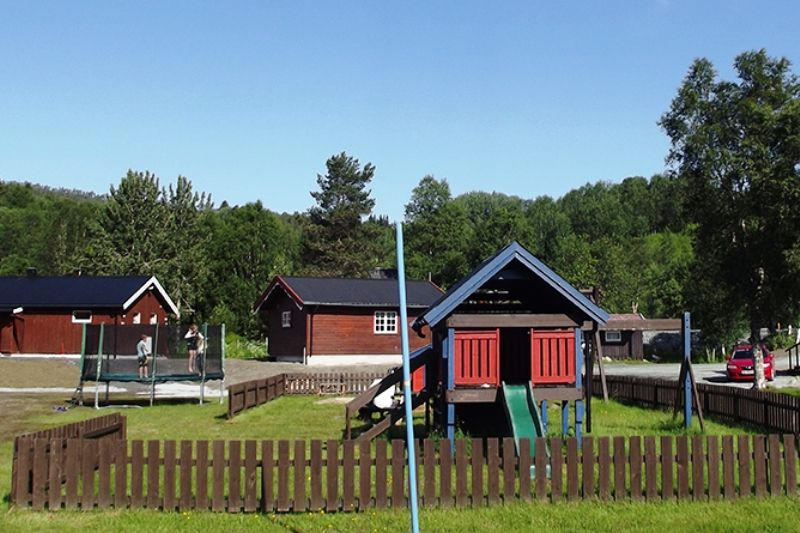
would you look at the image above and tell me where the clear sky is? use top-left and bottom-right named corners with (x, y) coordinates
top-left (1, 1), bottom-right (798, 220)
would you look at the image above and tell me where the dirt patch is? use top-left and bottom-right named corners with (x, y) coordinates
top-left (314, 397), bottom-right (355, 405)
top-left (0, 359), bottom-right (80, 388)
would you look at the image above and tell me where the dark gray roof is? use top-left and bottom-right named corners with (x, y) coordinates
top-left (259, 276), bottom-right (443, 309)
top-left (0, 275), bottom-right (175, 312)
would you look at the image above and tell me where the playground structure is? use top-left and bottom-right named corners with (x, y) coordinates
top-left (346, 241), bottom-right (609, 458)
top-left (74, 323), bottom-right (225, 408)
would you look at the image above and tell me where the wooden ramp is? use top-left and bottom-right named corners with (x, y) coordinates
top-left (344, 345), bottom-right (432, 440)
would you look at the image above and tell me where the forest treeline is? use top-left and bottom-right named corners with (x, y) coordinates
top-left (1, 49), bottom-right (798, 348)
top-left (0, 168), bottom-right (690, 339)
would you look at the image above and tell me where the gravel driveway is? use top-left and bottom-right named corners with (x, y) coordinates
top-left (600, 350), bottom-right (800, 389)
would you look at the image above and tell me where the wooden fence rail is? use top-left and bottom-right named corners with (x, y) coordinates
top-left (227, 373), bottom-right (388, 418)
top-left (595, 375), bottom-right (800, 434)
top-left (11, 433), bottom-right (800, 511)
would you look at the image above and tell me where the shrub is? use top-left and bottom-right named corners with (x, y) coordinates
top-left (765, 331), bottom-right (796, 350)
top-left (225, 332), bottom-right (267, 360)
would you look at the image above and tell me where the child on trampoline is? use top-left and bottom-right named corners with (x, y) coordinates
top-left (136, 334), bottom-right (151, 379)
top-left (185, 324), bottom-right (205, 374)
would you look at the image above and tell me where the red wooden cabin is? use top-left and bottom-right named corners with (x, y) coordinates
top-left (0, 273), bottom-right (178, 355)
top-left (254, 276), bottom-right (442, 365)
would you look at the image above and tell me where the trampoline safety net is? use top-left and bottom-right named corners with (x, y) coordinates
top-left (81, 323), bottom-right (224, 382)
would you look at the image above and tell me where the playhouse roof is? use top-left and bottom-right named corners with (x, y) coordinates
top-left (253, 276), bottom-right (443, 312)
top-left (0, 275), bottom-right (179, 316)
top-left (414, 241), bottom-right (609, 329)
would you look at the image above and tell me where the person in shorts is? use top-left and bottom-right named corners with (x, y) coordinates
top-left (137, 334), bottom-right (151, 379)
top-left (184, 324), bottom-right (204, 374)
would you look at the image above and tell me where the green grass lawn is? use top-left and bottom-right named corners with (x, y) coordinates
top-left (3, 498), bottom-right (800, 532)
top-left (0, 393), bottom-right (775, 531)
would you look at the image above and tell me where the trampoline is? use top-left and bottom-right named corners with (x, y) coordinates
top-left (75, 323), bottom-right (225, 408)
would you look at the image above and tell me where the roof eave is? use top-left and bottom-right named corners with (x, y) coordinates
top-left (122, 276), bottom-right (180, 317)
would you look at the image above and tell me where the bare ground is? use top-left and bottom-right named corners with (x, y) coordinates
top-left (0, 356), bottom-right (395, 389)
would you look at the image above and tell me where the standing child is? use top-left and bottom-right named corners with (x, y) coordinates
top-left (136, 334), bottom-right (151, 379)
top-left (185, 324), bottom-right (204, 373)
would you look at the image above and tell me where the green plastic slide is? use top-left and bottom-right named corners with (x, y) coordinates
top-left (502, 382), bottom-right (550, 466)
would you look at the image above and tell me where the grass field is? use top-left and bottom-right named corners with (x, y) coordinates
top-left (0, 392), bottom-right (777, 531)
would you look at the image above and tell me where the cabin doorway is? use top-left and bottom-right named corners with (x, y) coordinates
top-left (500, 328), bottom-right (531, 384)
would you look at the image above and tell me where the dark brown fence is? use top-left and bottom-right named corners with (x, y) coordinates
top-left (11, 433), bottom-right (799, 511)
top-left (594, 375), bottom-right (800, 434)
top-left (227, 375), bottom-right (287, 418)
top-left (227, 373), bottom-right (387, 418)
top-left (11, 413), bottom-right (127, 505)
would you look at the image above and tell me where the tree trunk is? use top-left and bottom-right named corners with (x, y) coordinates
top-left (751, 326), bottom-right (766, 390)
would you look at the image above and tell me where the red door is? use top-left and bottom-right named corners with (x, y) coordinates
top-left (454, 329), bottom-right (500, 386)
top-left (530, 330), bottom-right (576, 384)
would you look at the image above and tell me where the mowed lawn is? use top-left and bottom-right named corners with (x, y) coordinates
top-left (0, 392), bottom-right (780, 532)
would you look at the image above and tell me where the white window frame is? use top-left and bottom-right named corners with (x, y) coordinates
top-left (281, 310), bottom-right (292, 328)
top-left (149, 313), bottom-right (158, 325)
top-left (71, 310), bottom-right (92, 324)
top-left (132, 312), bottom-right (141, 324)
top-left (374, 311), bottom-right (398, 334)
top-left (604, 330), bottom-right (622, 343)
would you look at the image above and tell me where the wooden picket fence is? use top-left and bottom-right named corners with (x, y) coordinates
top-left (595, 375), bottom-right (800, 434)
top-left (11, 433), bottom-right (800, 511)
top-left (284, 372), bottom-right (386, 396)
top-left (11, 413), bottom-right (127, 504)
top-left (227, 373), bottom-right (387, 418)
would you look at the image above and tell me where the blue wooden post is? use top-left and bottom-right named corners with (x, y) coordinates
top-left (683, 311), bottom-right (692, 429)
top-left (574, 328), bottom-right (584, 445)
top-left (561, 401), bottom-right (569, 436)
top-left (540, 400), bottom-right (548, 433)
top-left (446, 327), bottom-right (456, 443)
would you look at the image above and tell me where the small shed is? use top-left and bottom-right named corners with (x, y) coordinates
top-left (599, 313), bottom-right (645, 360)
top-left (600, 314), bottom-right (683, 360)
top-left (253, 276), bottom-right (443, 365)
top-left (0, 274), bottom-right (178, 355)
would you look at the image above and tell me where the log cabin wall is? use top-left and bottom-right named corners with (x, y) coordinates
top-left (601, 330), bottom-right (644, 360)
top-left (309, 306), bottom-right (429, 356)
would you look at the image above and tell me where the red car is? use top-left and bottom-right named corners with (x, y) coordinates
top-left (726, 343), bottom-right (775, 381)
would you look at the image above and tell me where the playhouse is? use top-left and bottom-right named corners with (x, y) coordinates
top-left (346, 241), bottom-right (609, 447)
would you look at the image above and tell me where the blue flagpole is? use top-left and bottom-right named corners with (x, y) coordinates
top-left (396, 222), bottom-right (420, 533)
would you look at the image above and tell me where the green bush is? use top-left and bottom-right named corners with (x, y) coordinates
top-left (765, 331), bottom-right (796, 350)
top-left (225, 332), bottom-right (267, 360)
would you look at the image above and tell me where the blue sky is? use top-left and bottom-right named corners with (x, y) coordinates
top-left (1, 1), bottom-right (798, 220)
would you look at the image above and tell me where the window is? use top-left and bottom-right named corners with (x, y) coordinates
top-left (149, 313), bottom-right (158, 325)
top-left (604, 330), bottom-right (622, 343)
top-left (71, 310), bottom-right (92, 324)
top-left (374, 311), bottom-right (398, 334)
top-left (281, 310), bottom-right (292, 328)
top-left (132, 312), bottom-right (141, 324)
